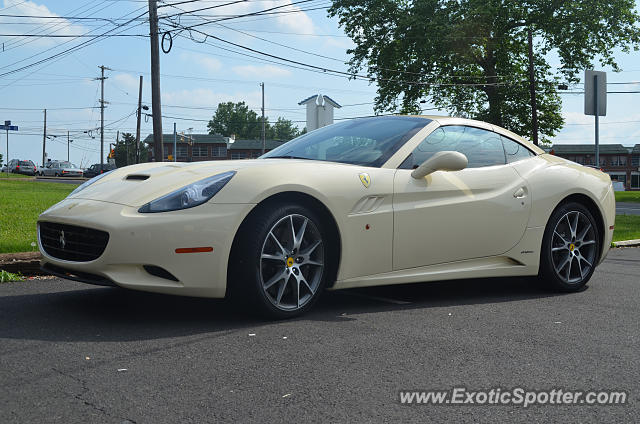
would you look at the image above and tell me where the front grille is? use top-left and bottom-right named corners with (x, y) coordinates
top-left (39, 222), bottom-right (109, 262)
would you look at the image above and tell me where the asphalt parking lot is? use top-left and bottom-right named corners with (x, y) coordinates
top-left (617, 202), bottom-right (640, 216)
top-left (1, 248), bottom-right (638, 422)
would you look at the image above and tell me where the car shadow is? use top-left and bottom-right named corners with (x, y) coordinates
top-left (0, 276), bottom-right (570, 343)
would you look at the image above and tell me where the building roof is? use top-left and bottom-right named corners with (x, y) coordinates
top-left (144, 133), bottom-right (288, 150)
top-left (143, 133), bottom-right (228, 144)
top-left (298, 94), bottom-right (342, 108)
top-left (550, 144), bottom-right (630, 155)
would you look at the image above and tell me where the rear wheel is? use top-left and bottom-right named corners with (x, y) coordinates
top-left (230, 203), bottom-right (331, 318)
top-left (539, 202), bottom-right (600, 291)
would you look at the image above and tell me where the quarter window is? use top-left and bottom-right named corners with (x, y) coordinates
top-left (400, 125), bottom-right (506, 169)
top-left (501, 135), bottom-right (534, 163)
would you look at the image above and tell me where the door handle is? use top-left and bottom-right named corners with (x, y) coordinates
top-left (513, 187), bottom-right (527, 199)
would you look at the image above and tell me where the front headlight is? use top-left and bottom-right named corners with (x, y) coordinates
top-left (138, 171), bottom-right (236, 213)
top-left (68, 170), bottom-right (114, 197)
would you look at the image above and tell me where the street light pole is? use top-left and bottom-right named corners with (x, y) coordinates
top-left (42, 109), bottom-right (46, 167)
top-left (67, 131), bottom-right (70, 161)
top-left (261, 82), bottom-right (265, 154)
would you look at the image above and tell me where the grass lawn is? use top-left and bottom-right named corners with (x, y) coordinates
top-left (0, 179), bottom-right (74, 253)
top-left (615, 191), bottom-right (640, 203)
top-left (613, 215), bottom-right (640, 242)
top-left (0, 173), bottom-right (32, 179)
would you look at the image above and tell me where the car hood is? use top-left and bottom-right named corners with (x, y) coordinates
top-left (67, 159), bottom-right (312, 207)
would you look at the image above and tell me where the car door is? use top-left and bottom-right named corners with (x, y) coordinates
top-left (392, 125), bottom-right (532, 270)
top-left (45, 163), bottom-right (55, 176)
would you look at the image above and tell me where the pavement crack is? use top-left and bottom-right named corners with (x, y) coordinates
top-left (51, 367), bottom-right (132, 422)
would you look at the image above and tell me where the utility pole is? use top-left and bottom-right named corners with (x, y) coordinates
top-left (67, 131), bottom-right (70, 162)
top-left (173, 122), bottom-right (177, 162)
top-left (97, 65), bottom-right (110, 170)
top-left (135, 75), bottom-right (143, 164)
top-left (260, 82), bottom-right (265, 154)
top-left (42, 109), bottom-right (46, 167)
top-left (527, 28), bottom-right (539, 146)
top-left (148, 0), bottom-right (163, 162)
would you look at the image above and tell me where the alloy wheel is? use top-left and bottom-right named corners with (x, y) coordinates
top-left (551, 211), bottom-right (597, 284)
top-left (259, 214), bottom-right (324, 311)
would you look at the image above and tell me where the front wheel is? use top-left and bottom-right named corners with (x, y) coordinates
top-left (230, 203), bottom-right (331, 318)
top-left (539, 202), bottom-right (600, 292)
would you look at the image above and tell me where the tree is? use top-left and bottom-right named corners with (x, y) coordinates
top-left (208, 101), bottom-right (302, 141)
top-left (328, 0), bottom-right (640, 142)
top-left (207, 101), bottom-right (262, 139)
top-left (114, 132), bottom-right (148, 167)
top-left (268, 117), bottom-right (301, 140)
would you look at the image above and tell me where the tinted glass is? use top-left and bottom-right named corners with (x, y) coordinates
top-left (262, 116), bottom-right (431, 167)
top-left (19, 161), bottom-right (33, 166)
top-left (501, 135), bottom-right (534, 163)
top-left (400, 125), bottom-right (506, 169)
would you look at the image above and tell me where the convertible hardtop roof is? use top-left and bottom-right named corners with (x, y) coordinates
top-left (394, 115), bottom-right (545, 155)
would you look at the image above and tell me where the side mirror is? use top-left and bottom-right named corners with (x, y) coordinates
top-left (411, 151), bottom-right (468, 179)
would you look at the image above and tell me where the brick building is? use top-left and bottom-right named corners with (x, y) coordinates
top-left (550, 144), bottom-right (640, 190)
top-left (142, 133), bottom-right (287, 162)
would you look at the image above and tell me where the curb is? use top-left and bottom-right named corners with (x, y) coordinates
top-left (612, 239), bottom-right (640, 248)
top-left (0, 252), bottom-right (44, 276)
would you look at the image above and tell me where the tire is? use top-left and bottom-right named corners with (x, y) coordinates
top-left (539, 202), bottom-right (600, 292)
top-left (229, 202), bottom-right (332, 319)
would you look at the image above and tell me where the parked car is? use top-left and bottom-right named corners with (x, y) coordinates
top-left (83, 163), bottom-right (116, 179)
top-left (38, 116), bottom-right (615, 318)
top-left (41, 161), bottom-right (83, 177)
top-left (8, 159), bottom-right (37, 176)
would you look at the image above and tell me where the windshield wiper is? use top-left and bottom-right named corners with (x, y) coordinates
top-left (267, 155), bottom-right (313, 160)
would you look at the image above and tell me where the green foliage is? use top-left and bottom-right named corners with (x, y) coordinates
top-left (0, 270), bottom-right (24, 283)
top-left (613, 215), bottom-right (640, 242)
top-left (615, 191), bottom-right (640, 203)
top-left (328, 0), bottom-right (640, 142)
top-left (268, 117), bottom-right (302, 141)
top-left (114, 132), bottom-right (149, 167)
top-left (208, 101), bottom-right (301, 140)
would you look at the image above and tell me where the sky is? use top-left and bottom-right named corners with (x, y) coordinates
top-left (1, 0), bottom-right (640, 168)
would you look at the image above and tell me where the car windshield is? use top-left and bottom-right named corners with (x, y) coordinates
top-left (60, 162), bottom-right (74, 169)
top-left (261, 116), bottom-right (431, 167)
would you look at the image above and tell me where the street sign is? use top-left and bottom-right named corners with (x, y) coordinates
top-left (584, 70), bottom-right (606, 167)
top-left (2, 121), bottom-right (18, 175)
top-left (584, 70), bottom-right (606, 116)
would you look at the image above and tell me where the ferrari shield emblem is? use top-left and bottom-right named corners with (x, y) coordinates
top-left (358, 173), bottom-right (371, 188)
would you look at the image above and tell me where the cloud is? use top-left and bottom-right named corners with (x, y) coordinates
top-left (163, 88), bottom-right (263, 110)
top-left (179, 53), bottom-right (222, 73)
top-left (112, 73), bottom-right (140, 93)
top-left (158, 0), bottom-right (315, 34)
top-left (0, 0), bottom-right (87, 48)
top-left (232, 65), bottom-right (292, 79)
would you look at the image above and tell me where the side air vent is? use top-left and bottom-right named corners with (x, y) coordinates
top-left (143, 265), bottom-right (179, 282)
top-left (126, 175), bottom-right (149, 181)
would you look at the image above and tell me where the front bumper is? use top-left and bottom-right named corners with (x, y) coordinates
top-left (38, 199), bottom-right (254, 298)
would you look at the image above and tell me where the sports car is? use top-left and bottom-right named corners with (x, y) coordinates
top-left (37, 116), bottom-right (615, 318)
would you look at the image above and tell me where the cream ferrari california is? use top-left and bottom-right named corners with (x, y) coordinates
top-left (38, 116), bottom-right (615, 318)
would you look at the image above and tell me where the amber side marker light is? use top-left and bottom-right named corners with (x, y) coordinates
top-left (175, 247), bottom-right (214, 254)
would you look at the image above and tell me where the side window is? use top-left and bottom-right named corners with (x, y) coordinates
top-left (501, 135), bottom-right (534, 163)
top-left (400, 126), bottom-right (506, 169)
